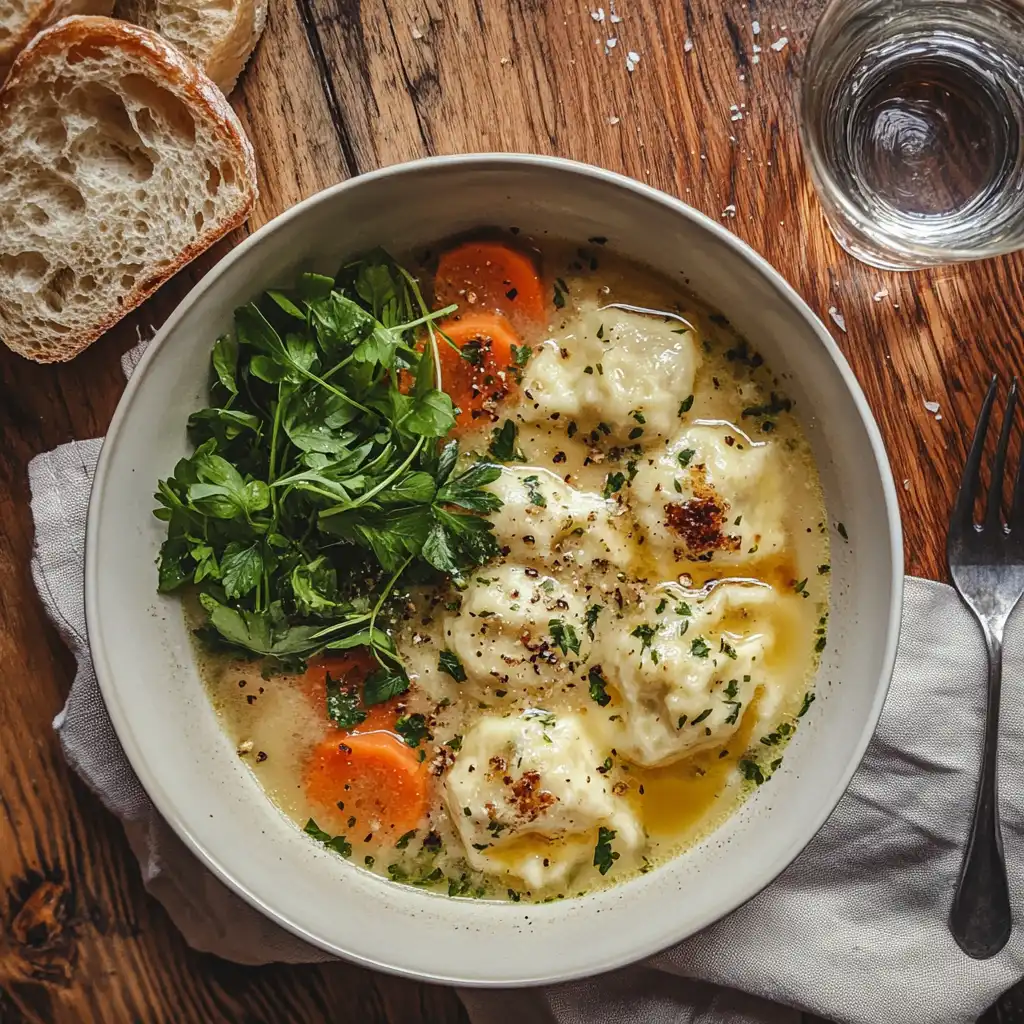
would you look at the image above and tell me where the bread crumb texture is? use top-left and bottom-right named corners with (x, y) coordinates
top-left (0, 16), bottom-right (257, 362)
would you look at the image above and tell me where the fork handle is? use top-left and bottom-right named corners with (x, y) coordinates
top-left (949, 629), bottom-right (1012, 959)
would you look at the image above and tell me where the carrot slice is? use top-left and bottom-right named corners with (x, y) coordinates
top-left (300, 652), bottom-right (401, 734)
top-left (435, 242), bottom-right (545, 327)
top-left (437, 312), bottom-right (521, 430)
top-left (304, 732), bottom-right (428, 838)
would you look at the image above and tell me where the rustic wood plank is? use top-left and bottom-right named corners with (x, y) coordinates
top-left (2, 0), bottom-right (1022, 1020)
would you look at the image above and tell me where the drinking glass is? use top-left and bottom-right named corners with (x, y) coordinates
top-left (800, 0), bottom-right (1024, 270)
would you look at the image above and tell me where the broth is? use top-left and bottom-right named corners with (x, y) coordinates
top-left (197, 238), bottom-right (829, 902)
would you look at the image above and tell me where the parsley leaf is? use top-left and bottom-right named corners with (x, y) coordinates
top-left (588, 667), bottom-right (611, 706)
top-left (488, 419), bottom-right (526, 462)
top-left (593, 826), bottom-right (619, 875)
top-left (549, 619), bottom-right (582, 656)
top-left (325, 672), bottom-right (367, 729)
top-left (395, 713), bottom-right (432, 748)
top-left (439, 649), bottom-right (468, 683)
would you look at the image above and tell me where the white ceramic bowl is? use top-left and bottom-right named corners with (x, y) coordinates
top-left (87, 155), bottom-right (903, 985)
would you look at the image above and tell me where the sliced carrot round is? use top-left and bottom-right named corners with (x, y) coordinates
top-left (300, 652), bottom-right (401, 735)
top-left (304, 732), bottom-right (428, 838)
top-left (435, 242), bottom-right (545, 327)
top-left (437, 312), bottom-right (522, 430)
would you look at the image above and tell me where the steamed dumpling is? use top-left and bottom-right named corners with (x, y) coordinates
top-left (520, 299), bottom-right (701, 443)
top-left (444, 711), bottom-right (642, 888)
top-left (628, 424), bottom-right (785, 565)
top-left (594, 582), bottom-right (783, 766)
top-left (442, 565), bottom-right (591, 691)
top-left (486, 465), bottom-right (631, 566)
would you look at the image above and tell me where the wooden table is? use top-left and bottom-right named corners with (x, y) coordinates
top-left (2, 0), bottom-right (1022, 1020)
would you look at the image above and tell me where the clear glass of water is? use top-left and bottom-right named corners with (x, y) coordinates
top-left (801, 0), bottom-right (1024, 270)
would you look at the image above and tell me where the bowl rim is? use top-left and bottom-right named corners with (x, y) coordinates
top-left (85, 152), bottom-right (904, 984)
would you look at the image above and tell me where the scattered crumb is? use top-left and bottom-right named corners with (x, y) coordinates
top-left (753, 43), bottom-right (762, 53)
top-left (684, 37), bottom-right (694, 52)
top-left (828, 307), bottom-right (847, 333)
top-left (411, 24), bottom-right (423, 39)
top-left (770, 37), bottom-right (789, 51)
top-left (626, 50), bottom-right (640, 71)
top-left (902, 479), bottom-right (910, 490)
top-left (608, 115), bottom-right (620, 125)
top-left (752, 53), bottom-right (760, 64)
top-left (500, 56), bottom-right (511, 66)
top-left (752, 20), bottom-right (760, 34)
top-left (923, 400), bottom-right (940, 414)
top-left (591, 7), bottom-right (605, 21)
top-left (872, 289), bottom-right (889, 302)
top-left (722, 204), bottom-right (737, 218)
top-left (936, 414), bottom-right (943, 421)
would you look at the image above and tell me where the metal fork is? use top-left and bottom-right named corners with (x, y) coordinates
top-left (947, 375), bottom-right (1019, 959)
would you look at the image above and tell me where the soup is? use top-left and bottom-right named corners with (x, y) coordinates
top-left (158, 236), bottom-right (828, 903)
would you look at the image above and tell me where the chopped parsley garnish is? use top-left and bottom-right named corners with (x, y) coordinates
top-left (792, 577), bottom-right (808, 596)
top-left (724, 700), bottom-right (742, 725)
top-left (724, 678), bottom-right (739, 699)
top-left (675, 601), bottom-right (692, 617)
top-left (678, 448), bottom-right (696, 468)
top-left (598, 755), bottom-right (614, 773)
top-left (489, 418), bottom-right (526, 462)
top-left (325, 672), bottom-right (367, 730)
top-left (837, 521), bottom-right (849, 540)
top-left (446, 734), bottom-right (463, 751)
top-left (588, 667), bottom-right (611, 706)
top-left (603, 471), bottom-right (626, 498)
top-left (507, 888), bottom-right (522, 902)
top-left (549, 618), bottom-right (582, 656)
top-left (815, 636), bottom-right (827, 653)
top-left (690, 636), bottom-right (711, 658)
top-left (799, 691), bottom-right (816, 717)
top-left (438, 649), bottom-right (467, 682)
top-left (511, 343), bottom-right (532, 368)
top-left (395, 829), bottom-right (417, 849)
top-left (553, 278), bottom-right (569, 309)
top-left (719, 638), bottom-right (738, 660)
top-left (741, 392), bottom-right (792, 419)
top-left (593, 826), bottom-right (619, 875)
top-left (631, 410), bottom-right (646, 424)
top-left (655, 598), bottom-right (668, 614)
top-left (818, 563), bottom-right (831, 575)
top-left (631, 623), bottom-right (656, 654)
top-left (628, 427), bottom-right (644, 440)
top-left (523, 474), bottom-right (547, 507)
top-left (738, 759), bottom-right (766, 785)
top-left (395, 713), bottom-right (432, 748)
top-left (678, 395), bottom-right (694, 415)
top-left (585, 603), bottom-right (604, 639)
top-left (691, 708), bottom-right (713, 725)
top-left (304, 818), bottom-right (352, 857)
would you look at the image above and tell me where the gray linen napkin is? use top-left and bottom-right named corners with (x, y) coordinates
top-left (27, 343), bottom-right (1024, 1020)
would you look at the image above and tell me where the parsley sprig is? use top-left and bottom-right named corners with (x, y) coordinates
top-left (154, 251), bottom-right (505, 696)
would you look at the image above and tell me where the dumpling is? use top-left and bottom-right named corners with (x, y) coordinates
top-left (444, 711), bottom-right (642, 889)
top-left (520, 299), bottom-right (701, 443)
top-left (628, 424), bottom-right (785, 566)
top-left (442, 565), bottom-right (591, 691)
top-left (594, 581), bottom-right (781, 766)
top-left (486, 465), bottom-right (631, 566)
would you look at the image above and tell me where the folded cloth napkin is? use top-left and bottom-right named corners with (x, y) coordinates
top-left (27, 344), bottom-right (1024, 1020)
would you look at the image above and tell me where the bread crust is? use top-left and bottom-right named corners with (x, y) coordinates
top-left (0, 0), bottom-right (113, 80)
top-left (0, 15), bottom-right (258, 363)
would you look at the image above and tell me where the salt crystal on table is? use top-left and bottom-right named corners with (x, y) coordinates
top-left (872, 289), bottom-right (889, 302)
top-left (606, 37), bottom-right (617, 48)
top-left (684, 38), bottom-right (694, 52)
top-left (608, 115), bottom-right (620, 125)
top-left (591, 8), bottom-right (605, 21)
top-left (924, 400), bottom-right (940, 414)
top-left (828, 306), bottom-right (847, 332)
top-left (770, 37), bottom-right (789, 51)
top-left (752, 20), bottom-right (760, 34)
top-left (626, 51), bottom-right (640, 71)
top-left (610, 12), bottom-right (622, 22)
top-left (722, 204), bottom-right (737, 217)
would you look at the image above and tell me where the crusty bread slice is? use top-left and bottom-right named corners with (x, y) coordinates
top-left (0, 0), bottom-right (114, 81)
top-left (113, 0), bottom-right (267, 94)
top-left (0, 16), bottom-right (257, 363)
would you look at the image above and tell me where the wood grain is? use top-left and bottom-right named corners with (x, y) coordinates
top-left (2, 0), bottom-right (1022, 1020)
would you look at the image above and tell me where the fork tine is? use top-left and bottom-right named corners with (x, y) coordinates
top-left (951, 375), bottom-right (998, 531)
top-left (985, 378), bottom-right (1017, 530)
